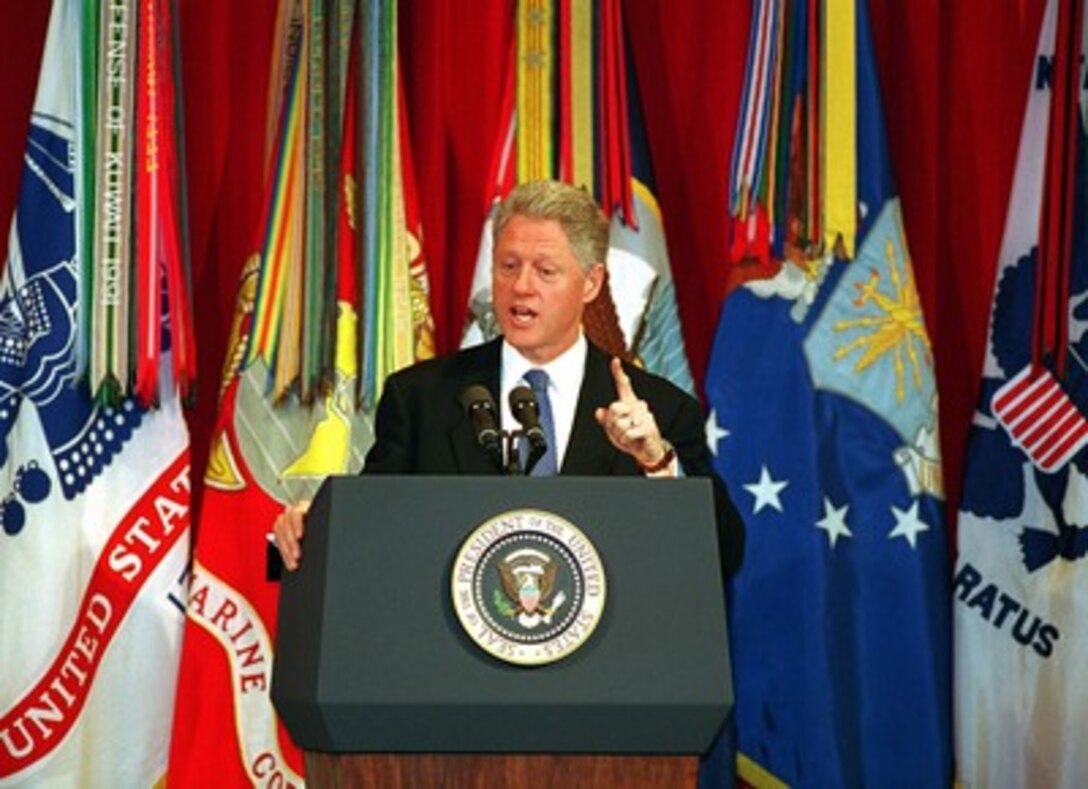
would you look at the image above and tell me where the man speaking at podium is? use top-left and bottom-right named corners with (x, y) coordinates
top-left (273, 179), bottom-right (744, 577)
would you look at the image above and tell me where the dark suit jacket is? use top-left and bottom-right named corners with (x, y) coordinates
top-left (363, 338), bottom-right (744, 575)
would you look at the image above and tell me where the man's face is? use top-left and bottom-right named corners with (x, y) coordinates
top-left (492, 215), bottom-right (604, 365)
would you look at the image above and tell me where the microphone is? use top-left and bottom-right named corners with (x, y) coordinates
top-left (460, 385), bottom-right (502, 465)
top-left (508, 385), bottom-right (547, 470)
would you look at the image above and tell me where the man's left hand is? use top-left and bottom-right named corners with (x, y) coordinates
top-left (594, 357), bottom-right (673, 474)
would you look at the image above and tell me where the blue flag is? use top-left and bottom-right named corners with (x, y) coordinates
top-left (704, 2), bottom-right (951, 785)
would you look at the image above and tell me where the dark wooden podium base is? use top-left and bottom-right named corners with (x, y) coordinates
top-left (305, 752), bottom-right (698, 788)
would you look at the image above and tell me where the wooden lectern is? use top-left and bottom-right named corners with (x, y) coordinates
top-left (272, 475), bottom-right (732, 787)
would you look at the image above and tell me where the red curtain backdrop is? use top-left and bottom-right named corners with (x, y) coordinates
top-left (0, 0), bottom-right (1047, 531)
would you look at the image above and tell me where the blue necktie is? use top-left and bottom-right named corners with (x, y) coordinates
top-left (524, 368), bottom-right (558, 476)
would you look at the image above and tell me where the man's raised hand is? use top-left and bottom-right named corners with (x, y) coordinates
top-left (594, 357), bottom-right (671, 471)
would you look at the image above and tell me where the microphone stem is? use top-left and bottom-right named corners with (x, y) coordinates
top-left (505, 429), bottom-right (523, 475)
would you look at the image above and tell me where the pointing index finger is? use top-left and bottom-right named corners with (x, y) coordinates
top-left (610, 357), bottom-right (637, 402)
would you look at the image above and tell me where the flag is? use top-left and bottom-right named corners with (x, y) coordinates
top-left (598, 9), bottom-right (694, 393)
top-left (0, 0), bottom-right (191, 785)
top-left (167, 1), bottom-right (434, 784)
top-left (704, 0), bottom-right (951, 784)
top-left (954, 0), bottom-right (1088, 784)
top-left (462, 0), bottom-right (694, 394)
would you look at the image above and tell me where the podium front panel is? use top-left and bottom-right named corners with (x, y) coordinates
top-left (272, 475), bottom-right (732, 754)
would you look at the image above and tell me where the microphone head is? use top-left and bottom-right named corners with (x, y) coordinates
top-left (460, 385), bottom-right (502, 464)
top-left (461, 384), bottom-right (497, 414)
top-left (508, 385), bottom-right (546, 457)
top-left (508, 385), bottom-right (539, 424)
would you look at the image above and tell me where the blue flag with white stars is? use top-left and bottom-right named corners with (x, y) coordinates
top-left (703, 1), bottom-right (951, 785)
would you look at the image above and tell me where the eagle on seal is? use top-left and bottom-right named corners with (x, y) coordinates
top-left (498, 548), bottom-right (561, 624)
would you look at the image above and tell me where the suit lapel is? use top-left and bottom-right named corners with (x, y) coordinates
top-left (449, 339), bottom-right (504, 474)
top-left (561, 343), bottom-right (619, 475)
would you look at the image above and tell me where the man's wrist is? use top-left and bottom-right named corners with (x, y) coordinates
top-left (638, 440), bottom-right (676, 474)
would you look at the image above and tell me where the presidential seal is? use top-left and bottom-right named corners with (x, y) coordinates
top-left (451, 509), bottom-right (606, 666)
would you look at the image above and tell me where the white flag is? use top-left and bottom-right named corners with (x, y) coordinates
top-left (954, 1), bottom-right (1088, 785)
top-left (0, 1), bottom-right (190, 784)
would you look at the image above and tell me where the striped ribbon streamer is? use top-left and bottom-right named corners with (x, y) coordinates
top-left (76, 0), bottom-right (99, 380)
top-left (761, 0), bottom-right (788, 238)
top-left (333, 30), bottom-right (361, 393)
top-left (166, 0), bottom-right (197, 400)
top-left (301, 0), bottom-right (351, 403)
top-left (91, 0), bottom-right (137, 402)
top-left (726, 0), bottom-right (861, 265)
top-left (728, 0), bottom-right (780, 220)
top-left (804, 0), bottom-right (820, 248)
top-left (821, 0), bottom-right (855, 258)
top-left (517, 0), bottom-right (555, 182)
top-left (312, 0), bottom-right (354, 401)
top-left (134, 0), bottom-right (162, 405)
top-left (337, 37), bottom-right (359, 321)
top-left (271, 1), bottom-right (312, 401)
top-left (557, 0), bottom-right (594, 193)
top-left (216, 0), bottom-right (436, 414)
top-left (244, 3), bottom-right (307, 387)
top-left (302, 0), bottom-right (329, 403)
top-left (598, 0), bottom-right (634, 222)
top-left (373, 0), bottom-right (394, 402)
top-left (357, 0), bottom-right (434, 407)
top-left (333, 0), bottom-right (354, 105)
top-left (1033, 0), bottom-right (1085, 377)
top-left (263, 1), bottom-right (300, 180)
top-left (134, 0), bottom-right (194, 406)
top-left (377, 0), bottom-right (415, 397)
top-left (273, 50), bottom-right (307, 404)
top-left (358, 0), bottom-right (384, 407)
top-left (771, 0), bottom-right (807, 257)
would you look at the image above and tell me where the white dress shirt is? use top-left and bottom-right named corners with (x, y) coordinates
top-left (500, 333), bottom-right (587, 470)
